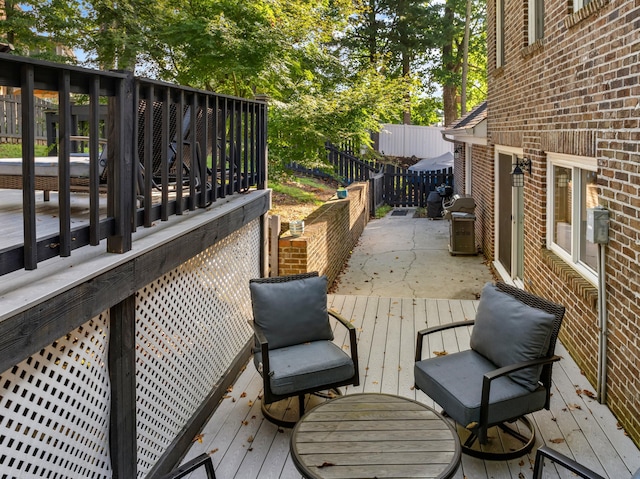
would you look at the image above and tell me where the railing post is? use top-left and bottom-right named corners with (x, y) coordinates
top-left (107, 71), bottom-right (135, 253)
top-left (109, 295), bottom-right (137, 478)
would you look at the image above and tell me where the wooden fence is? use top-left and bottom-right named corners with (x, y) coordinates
top-left (383, 164), bottom-right (454, 207)
top-left (324, 142), bottom-right (454, 210)
top-left (0, 94), bottom-right (50, 144)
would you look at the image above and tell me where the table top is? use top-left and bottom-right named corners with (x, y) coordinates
top-left (290, 393), bottom-right (461, 479)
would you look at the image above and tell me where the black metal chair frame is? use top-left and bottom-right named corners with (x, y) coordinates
top-left (157, 453), bottom-right (216, 479)
top-left (533, 446), bottom-right (607, 479)
top-left (415, 282), bottom-right (566, 460)
top-left (249, 272), bottom-right (360, 428)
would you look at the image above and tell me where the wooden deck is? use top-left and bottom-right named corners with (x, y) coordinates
top-left (184, 294), bottom-right (640, 479)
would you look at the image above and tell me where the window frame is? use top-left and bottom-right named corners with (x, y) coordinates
top-left (546, 153), bottom-right (598, 285)
top-left (496, 0), bottom-right (505, 67)
top-left (573, 0), bottom-right (593, 12)
top-left (528, 0), bottom-right (544, 44)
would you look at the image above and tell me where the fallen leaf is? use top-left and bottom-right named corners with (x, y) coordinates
top-left (193, 434), bottom-right (204, 443)
top-left (568, 403), bottom-right (582, 411)
top-left (434, 351), bottom-right (448, 356)
top-left (210, 448), bottom-right (219, 454)
top-left (318, 462), bottom-right (335, 468)
top-left (466, 422), bottom-right (478, 429)
top-left (240, 392), bottom-right (247, 398)
top-left (242, 420), bottom-right (249, 426)
top-left (549, 438), bottom-right (565, 444)
top-left (248, 401), bottom-right (254, 407)
top-left (247, 436), bottom-right (254, 443)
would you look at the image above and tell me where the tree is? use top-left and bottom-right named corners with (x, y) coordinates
top-left (429, 0), bottom-right (486, 125)
top-left (0, 0), bottom-right (84, 62)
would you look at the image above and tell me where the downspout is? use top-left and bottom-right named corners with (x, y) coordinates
top-left (589, 206), bottom-right (610, 404)
top-left (597, 241), bottom-right (608, 403)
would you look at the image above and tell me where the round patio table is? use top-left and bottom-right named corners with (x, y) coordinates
top-left (290, 393), bottom-right (461, 479)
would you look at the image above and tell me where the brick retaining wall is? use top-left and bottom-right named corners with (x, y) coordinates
top-left (277, 182), bottom-right (369, 287)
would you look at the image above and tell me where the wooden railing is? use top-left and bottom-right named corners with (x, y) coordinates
top-left (0, 53), bottom-right (267, 276)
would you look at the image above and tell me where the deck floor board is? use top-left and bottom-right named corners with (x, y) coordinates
top-left (182, 294), bottom-right (639, 479)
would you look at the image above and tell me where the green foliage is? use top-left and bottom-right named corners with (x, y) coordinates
top-left (374, 204), bottom-right (393, 218)
top-left (0, 143), bottom-right (50, 158)
top-left (269, 180), bottom-right (325, 205)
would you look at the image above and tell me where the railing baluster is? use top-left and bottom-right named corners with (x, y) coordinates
top-left (189, 93), bottom-right (198, 209)
top-left (161, 87), bottom-right (170, 221)
top-left (58, 70), bottom-right (72, 257)
top-left (144, 85), bottom-right (154, 227)
top-left (176, 90), bottom-right (184, 215)
top-left (210, 95), bottom-right (218, 203)
top-left (89, 76), bottom-right (101, 245)
top-left (200, 94), bottom-right (209, 207)
top-left (220, 98), bottom-right (227, 197)
top-left (20, 64), bottom-right (37, 270)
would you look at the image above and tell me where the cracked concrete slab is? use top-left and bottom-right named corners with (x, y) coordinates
top-left (332, 208), bottom-right (496, 299)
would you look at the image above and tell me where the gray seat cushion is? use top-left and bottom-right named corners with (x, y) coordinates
top-left (250, 275), bottom-right (333, 350)
top-left (254, 341), bottom-right (355, 396)
top-left (470, 282), bottom-right (555, 391)
top-left (415, 350), bottom-right (547, 427)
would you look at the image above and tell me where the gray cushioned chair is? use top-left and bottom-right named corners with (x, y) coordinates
top-left (533, 446), bottom-right (640, 479)
top-left (249, 272), bottom-right (359, 427)
top-left (414, 282), bottom-right (565, 459)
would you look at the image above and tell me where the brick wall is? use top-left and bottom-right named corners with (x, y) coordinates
top-left (484, 0), bottom-right (640, 445)
top-left (467, 144), bottom-right (495, 258)
top-left (278, 182), bottom-right (369, 287)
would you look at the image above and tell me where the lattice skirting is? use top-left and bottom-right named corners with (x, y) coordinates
top-left (0, 219), bottom-right (260, 478)
top-left (135, 220), bottom-right (260, 477)
top-left (0, 314), bottom-right (112, 478)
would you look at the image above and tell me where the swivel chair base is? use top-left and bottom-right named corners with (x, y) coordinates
top-left (261, 389), bottom-right (342, 428)
top-left (457, 415), bottom-right (536, 460)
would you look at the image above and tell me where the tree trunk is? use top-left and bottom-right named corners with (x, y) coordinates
top-left (402, 51), bottom-right (411, 125)
top-left (443, 84), bottom-right (458, 127)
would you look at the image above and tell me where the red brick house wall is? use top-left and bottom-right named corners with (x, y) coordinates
top-left (481, 0), bottom-right (640, 445)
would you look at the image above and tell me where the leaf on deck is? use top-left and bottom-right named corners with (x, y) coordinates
top-left (549, 438), bottom-right (565, 444)
top-left (193, 433), bottom-right (205, 443)
top-left (434, 351), bottom-right (448, 356)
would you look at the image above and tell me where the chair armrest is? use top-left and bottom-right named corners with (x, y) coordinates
top-left (247, 320), bottom-right (270, 376)
top-left (478, 355), bottom-right (562, 429)
top-left (533, 446), bottom-right (606, 479)
top-left (157, 453), bottom-right (216, 479)
top-left (329, 309), bottom-right (356, 331)
top-left (247, 320), bottom-right (268, 347)
top-left (415, 320), bottom-right (475, 361)
top-left (329, 309), bottom-right (360, 387)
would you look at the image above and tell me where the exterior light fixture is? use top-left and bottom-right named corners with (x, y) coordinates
top-left (454, 145), bottom-right (463, 161)
top-left (511, 158), bottom-right (532, 188)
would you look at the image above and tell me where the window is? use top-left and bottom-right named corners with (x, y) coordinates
top-left (547, 154), bottom-right (598, 283)
top-left (528, 0), bottom-right (544, 44)
top-left (573, 0), bottom-right (593, 11)
top-left (496, 0), bottom-right (505, 67)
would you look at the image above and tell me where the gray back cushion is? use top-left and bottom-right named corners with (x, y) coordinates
top-left (470, 283), bottom-right (555, 391)
top-left (250, 275), bottom-right (333, 350)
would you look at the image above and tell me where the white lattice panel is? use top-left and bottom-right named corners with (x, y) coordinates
top-left (135, 220), bottom-right (260, 477)
top-left (0, 314), bottom-right (112, 479)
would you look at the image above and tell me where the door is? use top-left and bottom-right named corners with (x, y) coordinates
top-left (497, 153), bottom-right (513, 273)
top-left (497, 152), bottom-right (525, 282)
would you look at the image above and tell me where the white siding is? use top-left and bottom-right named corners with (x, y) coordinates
top-left (378, 124), bottom-right (453, 158)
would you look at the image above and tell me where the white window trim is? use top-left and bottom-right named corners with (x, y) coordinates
top-left (496, 0), bottom-right (504, 67)
top-left (573, 0), bottom-right (591, 12)
top-left (528, 0), bottom-right (543, 44)
top-left (546, 153), bottom-right (598, 285)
